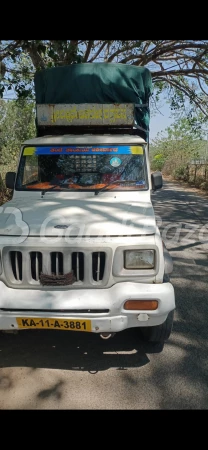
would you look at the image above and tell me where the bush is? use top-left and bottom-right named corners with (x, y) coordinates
top-left (173, 166), bottom-right (186, 180)
top-left (0, 183), bottom-right (12, 206)
top-left (194, 175), bottom-right (205, 188)
top-left (151, 154), bottom-right (166, 171)
top-left (0, 164), bottom-right (16, 206)
top-left (199, 181), bottom-right (208, 190)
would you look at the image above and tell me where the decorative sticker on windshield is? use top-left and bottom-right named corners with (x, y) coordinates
top-left (23, 145), bottom-right (144, 156)
top-left (110, 157), bottom-right (122, 167)
top-left (23, 147), bottom-right (36, 156)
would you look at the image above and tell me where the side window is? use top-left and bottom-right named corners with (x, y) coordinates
top-left (22, 155), bottom-right (39, 185)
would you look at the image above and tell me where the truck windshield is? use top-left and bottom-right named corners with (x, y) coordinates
top-left (16, 144), bottom-right (148, 192)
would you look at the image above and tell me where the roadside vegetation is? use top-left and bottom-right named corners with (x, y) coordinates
top-left (150, 117), bottom-right (208, 192)
top-left (0, 99), bottom-right (35, 205)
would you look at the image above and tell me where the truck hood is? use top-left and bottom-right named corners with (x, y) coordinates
top-left (0, 196), bottom-right (156, 238)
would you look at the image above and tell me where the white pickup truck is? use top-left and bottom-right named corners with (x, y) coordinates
top-left (0, 116), bottom-right (175, 344)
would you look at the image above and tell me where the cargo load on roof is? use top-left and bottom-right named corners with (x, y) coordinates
top-left (34, 63), bottom-right (153, 140)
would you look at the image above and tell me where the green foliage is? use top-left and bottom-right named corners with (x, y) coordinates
top-left (0, 99), bottom-right (35, 165)
top-left (150, 116), bottom-right (208, 191)
top-left (1, 40), bottom-right (208, 124)
top-left (150, 116), bottom-right (207, 173)
top-left (151, 153), bottom-right (165, 171)
top-left (0, 98), bottom-right (35, 204)
top-left (173, 166), bottom-right (187, 180)
top-left (0, 164), bottom-right (13, 205)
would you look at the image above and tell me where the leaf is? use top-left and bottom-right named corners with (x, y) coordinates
top-left (1, 40), bottom-right (208, 119)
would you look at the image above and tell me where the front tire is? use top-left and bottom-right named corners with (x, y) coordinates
top-left (141, 310), bottom-right (174, 343)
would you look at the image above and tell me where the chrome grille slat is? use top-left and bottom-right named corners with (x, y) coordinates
top-left (72, 252), bottom-right (84, 282)
top-left (10, 251), bottom-right (22, 282)
top-left (97, 252), bottom-right (100, 282)
top-left (51, 252), bottom-right (63, 276)
top-left (42, 252), bottom-right (51, 275)
top-left (56, 252), bottom-right (59, 276)
top-left (92, 252), bottom-right (105, 282)
top-left (64, 253), bottom-right (71, 274)
top-left (23, 251), bottom-right (31, 284)
top-left (30, 252), bottom-right (42, 282)
top-left (35, 253), bottom-right (38, 281)
top-left (15, 252), bottom-right (20, 281)
top-left (76, 252), bottom-right (80, 281)
top-left (84, 252), bottom-right (92, 284)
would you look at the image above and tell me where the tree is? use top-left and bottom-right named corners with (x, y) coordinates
top-left (1, 40), bottom-right (208, 120)
top-left (0, 98), bottom-right (36, 204)
top-left (150, 117), bottom-right (206, 176)
top-left (0, 99), bottom-right (35, 165)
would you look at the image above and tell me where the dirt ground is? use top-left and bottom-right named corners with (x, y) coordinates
top-left (162, 175), bottom-right (208, 199)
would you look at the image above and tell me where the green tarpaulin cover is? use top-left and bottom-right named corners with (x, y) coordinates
top-left (34, 63), bottom-right (153, 140)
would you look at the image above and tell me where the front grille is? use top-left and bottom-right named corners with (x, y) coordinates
top-left (31, 252), bottom-right (42, 281)
top-left (10, 251), bottom-right (22, 281)
top-left (92, 252), bottom-right (106, 281)
top-left (51, 252), bottom-right (63, 276)
top-left (3, 247), bottom-right (111, 288)
top-left (72, 252), bottom-right (84, 281)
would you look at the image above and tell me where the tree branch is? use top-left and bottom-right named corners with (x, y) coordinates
top-left (107, 41), bottom-right (143, 63)
top-left (88, 41), bottom-right (108, 62)
top-left (64, 40), bottom-right (79, 64)
top-left (151, 67), bottom-right (208, 77)
top-left (150, 41), bottom-right (208, 59)
top-left (83, 40), bottom-right (94, 62)
top-left (24, 42), bottom-right (45, 70)
top-left (159, 75), bottom-right (208, 116)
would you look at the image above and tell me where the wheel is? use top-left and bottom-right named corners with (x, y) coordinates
top-left (141, 310), bottom-right (174, 343)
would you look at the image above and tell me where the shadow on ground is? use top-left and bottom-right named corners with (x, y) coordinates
top-left (0, 327), bottom-right (163, 375)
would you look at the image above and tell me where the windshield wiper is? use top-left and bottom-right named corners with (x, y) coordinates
top-left (94, 180), bottom-right (139, 195)
top-left (41, 184), bottom-right (62, 197)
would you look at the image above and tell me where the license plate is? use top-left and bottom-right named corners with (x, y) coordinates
top-left (16, 317), bottom-right (91, 332)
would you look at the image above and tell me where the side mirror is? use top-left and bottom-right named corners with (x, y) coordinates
top-left (151, 171), bottom-right (163, 190)
top-left (5, 172), bottom-right (16, 190)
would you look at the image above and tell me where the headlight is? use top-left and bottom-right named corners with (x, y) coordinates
top-left (124, 250), bottom-right (155, 269)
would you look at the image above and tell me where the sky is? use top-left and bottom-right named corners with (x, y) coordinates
top-left (149, 102), bottom-right (173, 142)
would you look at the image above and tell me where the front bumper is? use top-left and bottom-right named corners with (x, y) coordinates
top-left (0, 281), bottom-right (175, 332)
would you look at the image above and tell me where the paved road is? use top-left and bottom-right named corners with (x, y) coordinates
top-left (0, 180), bottom-right (208, 409)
